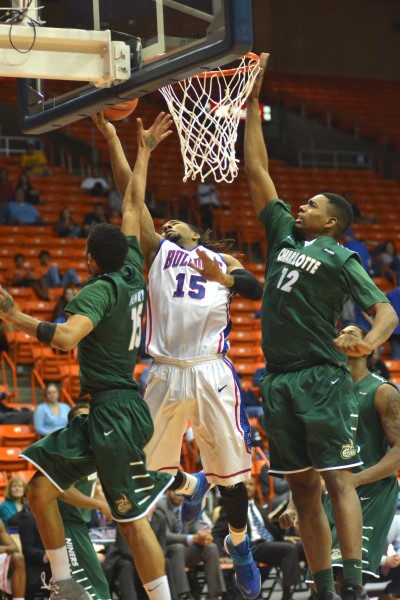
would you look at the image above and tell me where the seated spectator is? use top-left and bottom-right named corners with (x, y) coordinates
top-left (55, 207), bottom-right (82, 238)
top-left (212, 476), bottom-right (306, 600)
top-left (386, 287), bottom-right (400, 360)
top-left (0, 168), bottom-right (14, 224)
top-left (259, 463), bottom-right (291, 511)
top-left (375, 514), bottom-right (400, 600)
top-left (342, 193), bottom-right (377, 224)
top-left (8, 187), bottom-right (43, 225)
top-left (7, 253), bottom-right (49, 300)
top-left (37, 250), bottom-right (80, 289)
top-left (0, 518), bottom-right (26, 599)
top-left (8, 503), bottom-right (51, 600)
top-left (107, 183), bottom-right (123, 219)
top-left (372, 240), bottom-right (400, 284)
top-left (53, 287), bottom-right (77, 323)
top-left (16, 172), bottom-right (42, 206)
top-left (20, 139), bottom-right (50, 175)
top-left (237, 373), bottom-right (264, 424)
top-left (82, 202), bottom-right (108, 237)
top-left (33, 383), bottom-right (70, 437)
top-left (0, 476), bottom-right (26, 526)
top-left (103, 507), bottom-right (176, 600)
top-left (81, 168), bottom-right (110, 197)
top-left (196, 177), bottom-right (220, 230)
top-left (342, 230), bottom-right (372, 274)
top-left (157, 490), bottom-right (226, 600)
top-left (368, 346), bottom-right (392, 381)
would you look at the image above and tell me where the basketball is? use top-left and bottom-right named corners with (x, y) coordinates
top-left (103, 98), bottom-right (139, 122)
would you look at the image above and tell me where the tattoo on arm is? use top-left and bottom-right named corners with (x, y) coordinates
top-left (0, 296), bottom-right (14, 313)
top-left (382, 386), bottom-right (400, 446)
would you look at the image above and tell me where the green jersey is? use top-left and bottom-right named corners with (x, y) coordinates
top-left (259, 200), bottom-right (388, 368)
top-left (354, 372), bottom-right (396, 475)
top-left (66, 236), bottom-right (146, 395)
top-left (58, 473), bottom-right (97, 523)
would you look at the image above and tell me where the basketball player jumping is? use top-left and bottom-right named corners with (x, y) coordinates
top-left (244, 53), bottom-right (398, 600)
top-left (92, 111), bottom-right (264, 600)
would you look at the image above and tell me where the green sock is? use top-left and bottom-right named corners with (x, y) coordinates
top-left (313, 569), bottom-right (335, 594)
top-left (342, 558), bottom-right (363, 585)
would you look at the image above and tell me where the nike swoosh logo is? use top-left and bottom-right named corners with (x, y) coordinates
top-left (147, 582), bottom-right (163, 592)
top-left (218, 385), bottom-right (227, 393)
top-left (331, 378), bottom-right (339, 384)
top-left (360, 497), bottom-right (371, 501)
top-left (104, 430), bottom-right (114, 436)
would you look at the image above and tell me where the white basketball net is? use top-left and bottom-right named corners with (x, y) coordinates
top-left (160, 53), bottom-right (260, 183)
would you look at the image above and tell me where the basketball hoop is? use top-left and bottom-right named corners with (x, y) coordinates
top-left (160, 52), bottom-right (260, 183)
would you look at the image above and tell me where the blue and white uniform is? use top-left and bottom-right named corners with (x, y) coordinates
top-left (144, 240), bottom-right (251, 486)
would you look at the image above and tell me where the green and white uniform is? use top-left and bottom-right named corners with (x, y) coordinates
top-left (326, 373), bottom-right (399, 577)
top-left (259, 200), bottom-right (389, 473)
top-left (22, 237), bottom-right (172, 520)
top-left (58, 474), bottom-right (111, 600)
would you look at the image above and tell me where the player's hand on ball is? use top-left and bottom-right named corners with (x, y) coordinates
top-left (91, 111), bottom-right (117, 142)
top-left (333, 333), bottom-right (373, 357)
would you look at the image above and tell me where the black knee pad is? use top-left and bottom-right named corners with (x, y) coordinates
top-left (218, 482), bottom-right (248, 529)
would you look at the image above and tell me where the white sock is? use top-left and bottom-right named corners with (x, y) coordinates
top-left (229, 526), bottom-right (247, 547)
top-left (175, 472), bottom-right (199, 496)
top-left (46, 546), bottom-right (71, 581)
top-left (143, 575), bottom-right (171, 599)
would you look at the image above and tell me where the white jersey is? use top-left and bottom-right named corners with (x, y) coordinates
top-left (146, 240), bottom-right (232, 359)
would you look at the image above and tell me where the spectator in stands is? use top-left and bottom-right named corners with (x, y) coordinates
top-left (81, 168), bottom-right (110, 196)
top-left (378, 514), bottom-right (400, 600)
top-left (372, 240), bottom-right (400, 285)
top-left (156, 489), bottom-right (226, 600)
top-left (16, 173), bottom-right (42, 206)
top-left (237, 372), bottom-right (264, 424)
top-left (386, 287), bottom-right (400, 360)
top-left (342, 230), bottom-right (372, 274)
top-left (8, 502), bottom-right (51, 600)
top-left (213, 476), bottom-right (306, 600)
top-left (259, 464), bottom-right (291, 511)
top-left (0, 518), bottom-right (26, 600)
top-left (33, 383), bottom-right (70, 437)
top-left (0, 476), bottom-right (26, 526)
top-left (82, 202), bottom-right (108, 237)
top-left (0, 168), bottom-right (14, 223)
top-left (342, 193), bottom-right (377, 224)
top-left (20, 139), bottom-right (50, 175)
top-left (7, 253), bottom-right (49, 300)
top-left (102, 507), bottom-right (176, 600)
top-left (7, 187), bottom-right (43, 226)
top-left (107, 182), bottom-right (123, 219)
top-left (37, 250), bottom-right (80, 289)
top-left (53, 287), bottom-right (77, 323)
top-left (55, 207), bottom-right (82, 239)
top-left (196, 176), bottom-right (220, 230)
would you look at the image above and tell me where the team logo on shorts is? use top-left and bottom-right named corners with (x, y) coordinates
top-left (340, 439), bottom-right (357, 459)
top-left (115, 493), bottom-right (133, 515)
top-left (331, 548), bottom-right (342, 560)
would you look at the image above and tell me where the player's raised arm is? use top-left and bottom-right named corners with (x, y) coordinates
top-left (244, 53), bottom-right (278, 216)
top-left (121, 112), bottom-right (173, 239)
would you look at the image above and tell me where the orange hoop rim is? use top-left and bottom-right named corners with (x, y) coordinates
top-left (194, 52), bottom-right (260, 79)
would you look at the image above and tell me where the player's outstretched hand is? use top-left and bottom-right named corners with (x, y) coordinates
top-left (136, 112), bottom-right (174, 153)
top-left (333, 333), bottom-right (373, 357)
top-left (91, 111), bottom-right (117, 142)
top-left (0, 286), bottom-right (15, 316)
top-left (248, 52), bottom-right (270, 100)
top-left (189, 248), bottom-right (226, 284)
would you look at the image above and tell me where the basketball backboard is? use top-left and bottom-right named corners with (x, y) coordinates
top-left (11, 0), bottom-right (253, 134)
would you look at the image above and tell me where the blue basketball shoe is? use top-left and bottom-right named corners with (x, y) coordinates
top-left (224, 534), bottom-right (261, 600)
top-left (181, 470), bottom-right (211, 526)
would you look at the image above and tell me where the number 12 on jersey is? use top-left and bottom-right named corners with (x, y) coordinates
top-left (277, 267), bottom-right (299, 293)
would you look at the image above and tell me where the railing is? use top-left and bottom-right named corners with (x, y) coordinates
top-left (1, 351), bottom-right (18, 401)
top-left (298, 149), bottom-right (373, 169)
top-left (0, 135), bottom-right (42, 156)
top-left (30, 368), bottom-right (45, 406)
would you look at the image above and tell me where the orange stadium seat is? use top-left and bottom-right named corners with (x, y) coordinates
top-left (0, 448), bottom-right (28, 472)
